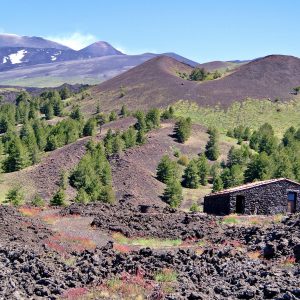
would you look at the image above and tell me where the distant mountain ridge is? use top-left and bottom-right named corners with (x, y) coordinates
top-left (0, 33), bottom-right (199, 79)
top-left (0, 34), bottom-right (70, 50)
top-left (0, 35), bottom-right (125, 71)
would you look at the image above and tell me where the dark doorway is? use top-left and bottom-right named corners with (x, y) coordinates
top-left (236, 195), bottom-right (245, 214)
top-left (287, 192), bottom-right (297, 213)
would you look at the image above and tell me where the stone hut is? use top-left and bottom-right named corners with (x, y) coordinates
top-left (204, 178), bottom-right (300, 215)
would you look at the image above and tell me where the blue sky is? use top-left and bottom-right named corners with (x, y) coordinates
top-left (1, 0), bottom-right (299, 62)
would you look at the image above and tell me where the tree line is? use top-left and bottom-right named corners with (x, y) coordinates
top-left (212, 123), bottom-right (300, 192)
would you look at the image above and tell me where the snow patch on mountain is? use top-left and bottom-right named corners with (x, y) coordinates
top-left (2, 56), bottom-right (8, 63)
top-left (9, 49), bottom-right (27, 64)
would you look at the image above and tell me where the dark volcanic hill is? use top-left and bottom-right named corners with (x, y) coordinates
top-left (91, 54), bottom-right (300, 110)
top-left (78, 41), bottom-right (123, 57)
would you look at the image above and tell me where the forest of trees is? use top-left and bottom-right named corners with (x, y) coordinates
top-left (0, 88), bottom-right (122, 173)
top-left (211, 123), bottom-right (300, 192)
top-left (189, 67), bottom-right (221, 81)
top-left (156, 121), bottom-right (300, 206)
top-left (156, 152), bottom-right (209, 207)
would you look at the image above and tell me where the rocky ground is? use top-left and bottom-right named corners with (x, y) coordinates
top-left (1, 204), bottom-right (299, 299)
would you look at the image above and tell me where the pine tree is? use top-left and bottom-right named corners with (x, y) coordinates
top-left (96, 101), bottom-right (101, 114)
top-left (59, 86), bottom-right (71, 100)
top-left (272, 151), bottom-right (293, 178)
top-left (146, 108), bottom-right (161, 129)
top-left (197, 154), bottom-right (209, 185)
top-left (59, 170), bottom-right (69, 190)
top-left (45, 102), bottom-right (54, 120)
top-left (136, 129), bottom-right (146, 144)
top-left (163, 178), bottom-right (183, 208)
top-left (122, 127), bottom-right (137, 148)
top-left (134, 111), bottom-right (147, 132)
top-left (3, 137), bottom-right (30, 172)
top-left (157, 155), bottom-right (180, 183)
top-left (212, 175), bottom-right (223, 192)
top-left (32, 119), bottom-right (48, 151)
top-left (120, 105), bottom-right (128, 117)
top-left (5, 187), bottom-right (24, 206)
top-left (99, 185), bottom-right (115, 203)
top-left (174, 117), bottom-right (192, 143)
top-left (109, 111), bottom-right (118, 122)
top-left (183, 159), bottom-right (200, 188)
top-left (75, 188), bottom-right (91, 204)
top-left (50, 188), bottom-right (66, 206)
top-left (112, 133), bottom-right (125, 154)
top-left (244, 152), bottom-right (271, 182)
top-left (31, 194), bottom-right (45, 207)
top-left (53, 99), bottom-right (64, 116)
top-left (20, 122), bottom-right (40, 164)
top-left (205, 127), bottom-right (220, 160)
top-left (70, 105), bottom-right (83, 121)
top-left (83, 118), bottom-right (97, 136)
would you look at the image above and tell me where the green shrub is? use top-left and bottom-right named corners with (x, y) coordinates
top-left (163, 178), bottom-right (183, 208)
top-left (190, 202), bottom-right (200, 212)
top-left (31, 195), bottom-right (45, 207)
top-left (177, 155), bottom-right (189, 166)
top-left (5, 187), bottom-right (24, 206)
top-left (50, 188), bottom-right (66, 206)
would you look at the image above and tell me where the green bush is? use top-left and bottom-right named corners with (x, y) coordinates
top-left (50, 188), bottom-right (66, 206)
top-left (177, 155), bottom-right (189, 166)
top-left (5, 187), bottom-right (24, 206)
top-left (190, 202), bottom-right (201, 212)
top-left (174, 117), bottom-right (192, 143)
top-left (31, 195), bottom-right (45, 207)
top-left (163, 178), bottom-right (183, 208)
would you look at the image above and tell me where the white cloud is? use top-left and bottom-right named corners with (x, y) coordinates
top-left (46, 32), bottom-right (98, 50)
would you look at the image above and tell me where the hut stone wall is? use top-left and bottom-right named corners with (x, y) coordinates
top-left (204, 180), bottom-right (300, 215)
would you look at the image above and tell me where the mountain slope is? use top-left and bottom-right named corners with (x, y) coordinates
top-left (90, 54), bottom-right (300, 110)
top-left (0, 34), bottom-right (70, 50)
top-left (0, 53), bottom-right (158, 87)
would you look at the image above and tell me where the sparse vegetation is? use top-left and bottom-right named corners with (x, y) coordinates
top-left (155, 268), bottom-right (178, 282)
top-left (31, 195), bottom-right (45, 207)
top-left (113, 233), bottom-right (182, 248)
top-left (190, 202), bottom-right (201, 212)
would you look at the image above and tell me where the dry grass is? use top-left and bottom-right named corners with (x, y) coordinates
top-left (247, 251), bottom-right (261, 260)
top-left (221, 214), bottom-right (285, 226)
top-left (44, 233), bottom-right (96, 254)
top-left (42, 214), bottom-right (60, 225)
top-left (19, 206), bottom-right (41, 217)
top-left (81, 270), bottom-right (158, 300)
top-left (155, 268), bottom-right (177, 283)
top-left (280, 256), bottom-right (296, 268)
top-left (112, 233), bottom-right (182, 249)
top-left (61, 287), bottom-right (88, 299)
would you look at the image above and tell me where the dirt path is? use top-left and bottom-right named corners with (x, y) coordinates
top-left (39, 209), bottom-right (111, 249)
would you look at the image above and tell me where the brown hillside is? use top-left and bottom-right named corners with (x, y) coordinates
top-left (91, 55), bottom-right (300, 111)
top-left (196, 60), bottom-right (236, 71)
